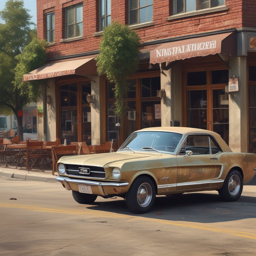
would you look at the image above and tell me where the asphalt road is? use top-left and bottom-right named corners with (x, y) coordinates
top-left (0, 176), bottom-right (256, 256)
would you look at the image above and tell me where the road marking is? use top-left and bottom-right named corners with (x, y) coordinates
top-left (1, 202), bottom-right (256, 241)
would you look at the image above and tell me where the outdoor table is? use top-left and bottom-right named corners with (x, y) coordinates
top-left (2, 139), bottom-right (12, 145)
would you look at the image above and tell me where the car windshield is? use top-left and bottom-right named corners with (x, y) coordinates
top-left (119, 131), bottom-right (183, 154)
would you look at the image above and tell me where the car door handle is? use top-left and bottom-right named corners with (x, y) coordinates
top-left (210, 157), bottom-right (218, 161)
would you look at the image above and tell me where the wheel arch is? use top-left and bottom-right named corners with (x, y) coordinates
top-left (130, 172), bottom-right (158, 194)
top-left (229, 166), bottom-right (244, 179)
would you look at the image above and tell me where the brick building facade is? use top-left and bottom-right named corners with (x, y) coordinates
top-left (25, 0), bottom-right (256, 152)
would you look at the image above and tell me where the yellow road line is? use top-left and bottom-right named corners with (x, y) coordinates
top-left (1, 202), bottom-right (256, 240)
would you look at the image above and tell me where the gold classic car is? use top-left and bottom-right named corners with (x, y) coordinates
top-left (56, 127), bottom-right (256, 214)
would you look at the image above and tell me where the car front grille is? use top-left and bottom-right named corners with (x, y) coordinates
top-left (65, 164), bottom-right (105, 179)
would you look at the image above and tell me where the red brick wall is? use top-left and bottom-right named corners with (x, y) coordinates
top-left (242, 0), bottom-right (256, 28)
top-left (37, 0), bottom-right (244, 59)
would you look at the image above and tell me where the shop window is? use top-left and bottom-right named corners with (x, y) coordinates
top-left (46, 12), bottom-right (55, 43)
top-left (107, 82), bottom-right (115, 99)
top-left (61, 109), bottom-right (77, 145)
top-left (107, 104), bottom-right (120, 141)
top-left (187, 90), bottom-right (207, 129)
top-left (61, 84), bottom-right (77, 107)
top-left (65, 4), bottom-right (83, 38)
top-left (212, 70), bottom-right (228, 84)
top-left (173, 0), bottom-right (225, 15)
top-left (129, 0), bottom-right (153, 25)
top-left (249, 63), bottom-right (256, 152)
top-left (142, 77), bottom-right (160, 97)
top-left (127, 79), bottom-right (136, 98)
top-left (82, 82), bottom-right (91, 104)
top-left (187, 71), bottom-right (207, 86)
top-left (249, 66), bottom-right (256, 81)
top-left (99, 0), bottom-right (111, 31)
top-left (0, 117), bottom-right (7, 129)
top-left (142, 101), bottom-right (161, 128)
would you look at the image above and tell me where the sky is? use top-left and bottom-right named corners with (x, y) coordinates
top-left (0, 0), bottom-right (37, 27)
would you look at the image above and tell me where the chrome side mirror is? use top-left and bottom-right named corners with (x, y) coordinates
top-left (185, 150), bottom-right (193, 156)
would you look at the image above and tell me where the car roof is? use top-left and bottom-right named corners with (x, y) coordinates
top-left (136, 127), bottom-right (232, 152)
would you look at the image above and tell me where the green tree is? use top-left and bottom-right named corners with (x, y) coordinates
top-left (0, 0), bottom-right (45, 141)
top-left (96, 21), bottom-right (140, 122)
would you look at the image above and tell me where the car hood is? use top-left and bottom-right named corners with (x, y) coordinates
top-left (58, 151), bottom-right (170, 168)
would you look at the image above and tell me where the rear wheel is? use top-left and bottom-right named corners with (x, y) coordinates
top-left (126, 176), bottom-right (156, 214)
top-left (218, 170), bottom-right (243, 202)
top-left (72, 191), bottom-right (97, 204)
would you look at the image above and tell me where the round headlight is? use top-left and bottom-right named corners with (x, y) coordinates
top-left (58, 164), bottom-right (66, 174)
top-left (112, 168), bottom-right (121, 180)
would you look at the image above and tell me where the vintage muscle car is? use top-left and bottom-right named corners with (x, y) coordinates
top-left (56, 127), bottom-right (256, 213)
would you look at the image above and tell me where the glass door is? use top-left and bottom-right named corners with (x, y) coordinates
top-left (187, 90), bottom-right (207, 130)
top-left (185, 69), bottom-right (229, 144)
top-left (212, 89), bottom-right (229, 144)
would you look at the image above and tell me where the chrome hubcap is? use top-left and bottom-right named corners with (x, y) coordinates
top-left (228, 174), bottom-right (241, 196)
top-left (137, 182), bottom-right (152, 207)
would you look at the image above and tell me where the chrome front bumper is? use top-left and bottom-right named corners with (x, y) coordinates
top-left (56, 176), bottom-right (129, 196)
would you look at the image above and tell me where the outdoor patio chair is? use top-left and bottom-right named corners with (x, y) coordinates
top-left (0, 138), bottom-right (7, 165)
top-left (9, 129), bottom-right (15, 139)
top-left (52, 145), bottom-right (78, 174)
top-left (24, 141), bottom-right (45, 170)
top-left (11, 135), bottom-right (20, 144)
top-left (71, 142), bottom-right (91, 155)
top-left (88, 141), bottom-right (113, 154)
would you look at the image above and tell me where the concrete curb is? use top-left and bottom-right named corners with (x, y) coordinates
top-left (0, 169), bottom-right (58, 183)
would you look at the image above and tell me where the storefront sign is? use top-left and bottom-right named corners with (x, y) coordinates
top-left (38, 106), bottom-right (43, 113)
top-left (228, 78), bottom-right (239, 92)
top-left (155, 41), bottom-right (217, 58)
top-left (150, 32), bottom-right (236, 64)
top-left (250, 37), bottom-right (256, 49)
top-left (155, 104), bottom-right (161, 120)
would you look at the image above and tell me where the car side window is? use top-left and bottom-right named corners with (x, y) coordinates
top-left (209, 137), bottom-right (222, 154)
top-left (185, 135), bottom-right (210, 155)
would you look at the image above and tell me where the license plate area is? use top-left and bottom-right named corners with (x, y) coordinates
top-left (78, 184), bottom-right (92, 194)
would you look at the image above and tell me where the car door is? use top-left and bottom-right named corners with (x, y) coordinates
top-left (176, 135), bottom-right (222, 192)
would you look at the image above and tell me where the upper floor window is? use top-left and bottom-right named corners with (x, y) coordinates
top-left (66, 4), bottom-right (83, 38)
top-left (100, 0), bottom-right (111, 31)
top-left (46, 12), bottom-right (55, 43)
top-left (129, 0), bottom-right (153, 25)
top-left (173, 0), bottom-right (225, 15)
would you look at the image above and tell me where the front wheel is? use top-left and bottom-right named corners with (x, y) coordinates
top-left (72, 191), bottom-right (97, 204)
top-left (126, 176), bottom-right (156, 214)
top-left (218, 170), bottom-right (243, 202)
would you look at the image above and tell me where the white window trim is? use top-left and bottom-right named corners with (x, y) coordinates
top-left (128, 0), bottom-right (154, 25)
top-left (46, 12), bottom-right (55, 43)
top-left (65, 3), bottom-right (83, 39)
top-left (168, 5), bottom-right (228, 21)
top-left (99, 0), bottom-right (111, 31)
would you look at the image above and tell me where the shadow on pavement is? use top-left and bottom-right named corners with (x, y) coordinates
top-left (87, 191), bottom-right (256, 223)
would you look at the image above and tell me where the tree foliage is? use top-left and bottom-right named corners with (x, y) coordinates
top-left (0, 0), bottom-right (46, 140)
top-left (96, 21), bottom-right (140, 120)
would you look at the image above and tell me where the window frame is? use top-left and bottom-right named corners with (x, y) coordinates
top-left (46, 12), bottom-right (55, 43)
top-left (99, 0), bottom-right (111, 31)
top-left (178, 134), bottom-right (223, 155)
top-left (65, 3), bottom-right (83, 39)
top-left (172, 0), bottom-right (226, 15)
top-left (129, 0), bottom-right (153, 25)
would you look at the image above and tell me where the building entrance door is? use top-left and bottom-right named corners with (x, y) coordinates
top-left (185, 70), bottom-right (229, 144)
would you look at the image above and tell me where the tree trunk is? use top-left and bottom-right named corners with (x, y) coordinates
top-left (17, 116), bottom-right (23, 141)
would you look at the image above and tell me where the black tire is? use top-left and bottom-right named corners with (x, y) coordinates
top-left (72, 191), bottom-right (97, 204)
top-left (218, 169), bottom-right (243, 202)
top-left (126, 176), bottom-right (156, 214)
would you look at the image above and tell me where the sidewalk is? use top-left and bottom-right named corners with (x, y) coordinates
top-left (0, 166), bottom-right (58, 183)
